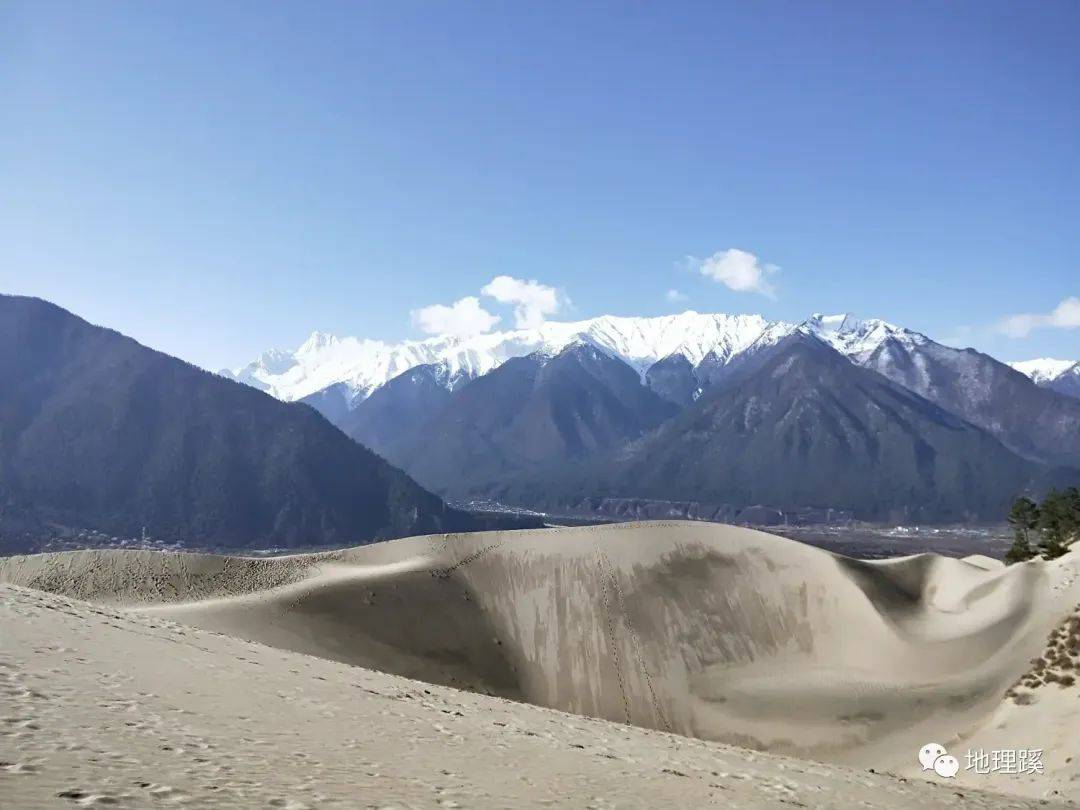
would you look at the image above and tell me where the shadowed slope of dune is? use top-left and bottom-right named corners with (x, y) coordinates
top-left (2, 521), bottom-right (1075, 781)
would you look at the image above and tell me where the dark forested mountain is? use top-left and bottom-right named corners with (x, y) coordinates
top-left (340, 363), bottom-right (457, 458)
top-left (644, 354), bottom-right (699, 406)
top-left (501, 334), bottom-right (1054, 522)
top-left (386, 342), bottom-right (677, 498)
top-left (0, 295), bottom-right (502, 552)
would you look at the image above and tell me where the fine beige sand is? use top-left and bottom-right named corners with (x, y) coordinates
top-left (3, 521), bottom-right (1079, 807)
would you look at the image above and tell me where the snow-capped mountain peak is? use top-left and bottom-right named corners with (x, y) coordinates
top-left (800, 313), bottom-right (926, 362)
top-left (254, 347), bottom-right (299, 376)
top-left (296, 330), bottom-right (340, 355)
top-left (1008, 358), bottom-right (1078, 385)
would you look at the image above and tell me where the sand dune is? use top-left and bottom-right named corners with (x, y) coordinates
top-left (6, 582), bottom-right (1065, 809)
top-left (3, 521), bottom-right (1079, 804)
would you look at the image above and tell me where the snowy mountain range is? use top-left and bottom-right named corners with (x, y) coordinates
top-left (221, 311), bottom-right (935, 408)
top-left (315, 318), bottom-right (1079, 521)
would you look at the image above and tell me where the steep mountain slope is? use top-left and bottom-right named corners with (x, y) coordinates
top-left (856, 336), bottom-right (1080, 466)
top-left (297, 381), bottom-right (355, 424)
top-left (512, 334), bottom-right (1046, 522)
top-left (0, 295), bottom-right (488, 552)
top-left (389, 343), bottom-right (677, 497)
top-left (1049, 365), bottom-right (1080, 399)
top-left (339, 363), bottom-right (458, 458)
top-left (777, 316), bottom-right (1080, 466)
top-left (644, 353), bottom-right (700, 406)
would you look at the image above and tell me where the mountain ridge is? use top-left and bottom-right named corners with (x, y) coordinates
top-left (221, 311), bottom-right (793, 404)
top-left (223, 310), bottom-right (976, 416)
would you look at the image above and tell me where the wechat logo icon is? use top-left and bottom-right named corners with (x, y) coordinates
top-left (918, 742), bottom-right (959, 778)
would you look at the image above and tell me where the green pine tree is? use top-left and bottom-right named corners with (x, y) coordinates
top-left (1004, 496), bottom-right (1039, 565)
top-left (1037, 489), bottom-right (1073, 560)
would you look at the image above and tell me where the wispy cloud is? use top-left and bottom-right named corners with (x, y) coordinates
top-left (411, 296), bottom-right (501, 338)
top-left (665, 288), bottom-right (688, 303)
top-left (481, 275), bottom-right (566, 329)
top-left (687, 248), bottom-right (779, 298)
top-left (995, 296), bottom-right (1080, 338)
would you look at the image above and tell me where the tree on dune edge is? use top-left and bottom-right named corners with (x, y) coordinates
top-left (1005, 487), bottom-right (1080, 564)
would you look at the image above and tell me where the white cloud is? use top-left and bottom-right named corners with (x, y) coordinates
top-left (410, 296), bottom-right (501, 338)
top-left (481, 275), bottom-right (564, 329)
top-left (411, 275), bottom-right (567, 337)
top-left (666, 288), bottom-right (688, 303)
top-left (692, 248), bottom-right (778, 298)
top-left (996, 296), bottom-right (1080, 338)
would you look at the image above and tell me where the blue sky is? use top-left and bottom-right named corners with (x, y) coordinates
top-left (2, 1), bottom-right (1077, 370)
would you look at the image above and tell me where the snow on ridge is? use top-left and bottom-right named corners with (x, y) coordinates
top-left (223, 310), bottom-right (949, 406)
top-left (223, 311), bottom-right (792, 404)
top-left (1008, 358), bottom-right (1079, 385)
top-left (798, 313), bottom-right (923, 362)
